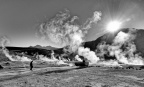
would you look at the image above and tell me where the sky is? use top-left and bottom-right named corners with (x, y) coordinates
top-left (0, 0), bottom-right (144, 47)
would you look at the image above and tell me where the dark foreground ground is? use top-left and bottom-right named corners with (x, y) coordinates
top-left (0, 63), bottom-right (144, 87)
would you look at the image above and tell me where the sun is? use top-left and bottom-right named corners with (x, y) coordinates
top-left (107, 21), bottom-right (122, 32)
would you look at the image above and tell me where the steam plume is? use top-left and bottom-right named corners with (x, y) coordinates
top-left (38, 9), bottom-right (101, 64)
top-left (0, 36), bottom-right (31, 61)
top-left (38, 9), bottom-right (101, 52)
top-left (78, 47), bottom-right (99, 64)
top-left (0, 36), bottom-right (10, 49)
top-left (97, 29), bottom-right (144, 65)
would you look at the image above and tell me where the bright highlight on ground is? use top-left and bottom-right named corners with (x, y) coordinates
top-left (107, 21), bottom-right (122, 32)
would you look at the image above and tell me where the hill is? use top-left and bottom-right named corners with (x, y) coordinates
top-left (30, 45), bottom-right (58, 50)
top-left (84, 28), bottom-right (144, 55)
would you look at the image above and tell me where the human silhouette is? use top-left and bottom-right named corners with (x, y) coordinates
top-left (30, 61), bottom-right (33, 71)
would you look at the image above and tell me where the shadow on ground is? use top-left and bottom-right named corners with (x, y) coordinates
top-left (0, 66), bottom-right (89, 82)
top-left (37, 66), bottom-right (90, 75)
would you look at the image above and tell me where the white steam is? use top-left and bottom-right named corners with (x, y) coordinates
top-left (38, 9), bottom-right (101, 64)
top-left (38, 9), bottom-right (101, 52)
top-left (98, 60), bottom-right (120, 67)
top-left (3, 49), bottom-right (16, 61)
top-left (0, 36), bottom-right (31, 62)
top-left (0, 36), bottom-right (10, 49)
top-left (78, 47), bottom-right (99, 65)
top-left (97, 29), bottom-right (144, 65)
top-left (0, 36), bottom-right (67, 65)
top-left (3, 49), bottom-right (32, 62)
top-left (75, 55), bottom-right (83, 62)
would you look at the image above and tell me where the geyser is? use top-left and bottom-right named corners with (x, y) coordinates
top-left (38, 9), bottom-right (101, 65)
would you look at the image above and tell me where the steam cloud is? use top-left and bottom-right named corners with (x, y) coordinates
top-left (38, 9), bottom-right (101, 64)
top-left (0, 36), bottom-right (31, 61)
top-left (38, 9), bottom-right (101, 51)
top-left (78, 47), bottom-right (99, 64)
top-left (0, 36), bottom-right (10, 49)
top-left (0, 35), bottom-right (67, 65)
top-left (96, 29), bottom-right (144, 65)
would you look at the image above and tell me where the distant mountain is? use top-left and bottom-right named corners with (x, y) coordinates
top-left (30, 45), bottom-right (58, 50)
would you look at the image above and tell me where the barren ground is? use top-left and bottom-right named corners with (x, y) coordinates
top-left (0, 62), bottom-right (144, 87)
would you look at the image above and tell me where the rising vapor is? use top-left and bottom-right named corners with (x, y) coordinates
top-left (38, 9), bottom-right (101, 64)
top-left (96, 29), bottom-right (144, 65)
top-left (38, 9), bottom-right (101, 52)
top-left (0, 36), bottom-right (10, 49)
top-left (0, 36), bottom-right (31, 61)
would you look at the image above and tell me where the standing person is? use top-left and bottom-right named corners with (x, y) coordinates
top-left (30, 61), bottom-right (33, 71)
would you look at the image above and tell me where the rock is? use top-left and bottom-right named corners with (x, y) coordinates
top-left (75, 61), bottom-right (89, 67)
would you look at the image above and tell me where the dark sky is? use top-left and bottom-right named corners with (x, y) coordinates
top-left (0, 0), bottom-right (144, 47)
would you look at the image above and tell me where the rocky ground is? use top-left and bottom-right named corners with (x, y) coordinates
top-left (0, 63), bottom-right (144, 87)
